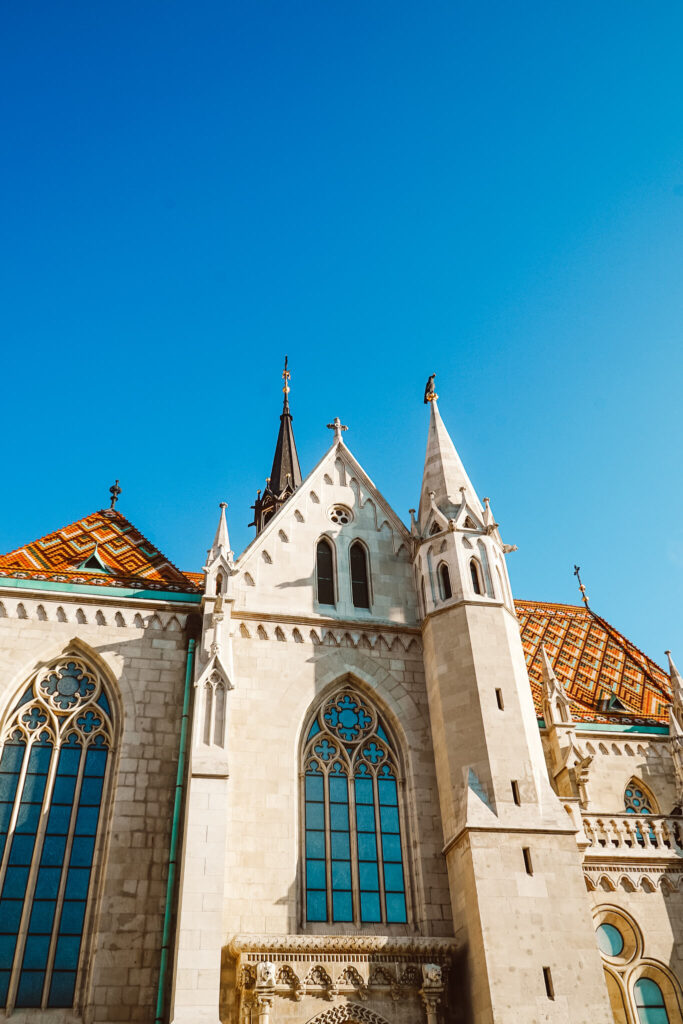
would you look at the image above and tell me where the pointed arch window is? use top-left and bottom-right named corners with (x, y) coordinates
top-left (0, 656), bottom-right (113, 1011)
top-left (634, 978), bottom-right (669, 1024)
top-left (303, 687), bottom-right (408, 925)
top-left (316, 538), bottom-right (335, 606)
top-left (438, 563), bottom-right (452, 600)
top-left (470, 558), bottom-right (483, 595)
top-left (350, 542), bottom-right (370, 609)
top-left (624, 780), bottom-right (657, 815)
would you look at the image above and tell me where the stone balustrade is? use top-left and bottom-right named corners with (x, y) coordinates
top-left (582, 813), bottom-right (683, 858)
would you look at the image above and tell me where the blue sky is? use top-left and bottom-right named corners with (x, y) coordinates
top-left (1, 2), bottom-right (682, 662)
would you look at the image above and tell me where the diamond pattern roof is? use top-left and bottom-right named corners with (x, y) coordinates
top-left (515, 599), bottom-right (671, 724)
top-left (0, 510), bottom-right (201, 594)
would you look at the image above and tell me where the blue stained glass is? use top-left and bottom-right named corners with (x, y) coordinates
top-left (15, 970), bottom-right (45, 1007)
top-left (305, 774), bottom-right (323, 801)
top-left (378, 779), bottom-right (397, 805)
top-left (3, 866), bottom-right (29, 892)
top-left (47, 805), bottom-right (72, 834)
top-left (21, 773), bottom-right (47, 802)
top-left (57, 747), bottom-right (81, 776)
top-left (359, 861), bottom-right (379, 890)
top-left (306, 890), bottom-right (327, 922)
top-left (354, 778), bottom-right (373, 804)
top-left (329, 776), bottom-right (348, 803)
top-left (360, 891), bottom-right (381, 921)
top-left (386, 892), bottom-right (407, 923)
top-left (0, 803), bottom-right (14, 831)
top-left (376, 724), bottom-right (388, 742)
top-left (79, 775), bottom-right (103, 805)
top-left (384, 862), bottom-right (405, 892)
top-left (0, 900), bottom-right (22, 932)
top-left (0, 772), bottom-right (21, 801)
top-left (28, 901), bottom-right (56, 934)
top-left (52, 776), bottom-right (77, 804)
top-left (330, 803), bottom-right (349, 830)
top-left (35, 868), bottom-right (61, 899)
top-left (40, 835), bottom-right (67, 865)
top-left (0, 971), bottom-right (9, 1004)
top-left (54, 936), bottom-right (81, 970)
top-left (16, 803), bottom-right (41, 833)
top-left (331, 861), bottom-right (351, 889)
top-left (96, 693), bottom-right (111, 716)
top-left (596, 923), bottom-right (624, 957)
top-left (306, 861), bottom-right (325, 889)
top-left (0, 743), bottom-right (25, 772)
top-left (65, 869), bottom-right (90, 901)
top-left (332, 891), bottom-right (353, 922)
top-left (0, 935), bottom-right (18, 970)
top-left (381, 833), bottom-right (402, 862)
top-left (48, 970), bottom-right (77, 1007)
top-left (330, 832), bottom-right (349, 859)
top-left (307, 720), bottom-right (321, 741)
top-left (357, 833), bottom-right (377, 861)
top-left (356, 805), bottom-right (375, 832)
top-left (635, 979), bottom-right (666, 1006)
top-left (306, 832), bottom-right (325, 859)
top-left (59, 902), bottom-right (86, 935)
top-left (379, 805), bottom-right (399, 833)
top-left (305, 802), bottom-right (324, 830)
top-left (9, 834), bottom-right (36, 865)
top-left (26, 745), bottom-right (52, 773)
top-left (75, 806), bottom-right (100, 835)
top-left (22, 935), bottom-right (50, 969)
top-left (70, 837), bottom-right (95, 868)
top-left (85, 749), bottom-right (107, 777)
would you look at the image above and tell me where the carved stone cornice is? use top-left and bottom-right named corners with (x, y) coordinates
top-left (228, 934), bottom-right (458, 957)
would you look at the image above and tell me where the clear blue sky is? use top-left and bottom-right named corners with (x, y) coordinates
top-left (2, 2), bottom-right (681, 663)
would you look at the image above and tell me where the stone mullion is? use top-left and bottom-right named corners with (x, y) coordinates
top-left (41, 741), bottom-right (88, 1009)
top-left (395, 775), bottom-right (414, 927)
top-left (346, 767), bottom-right (361, 925)
top-left (372, 770), bottom-right (387, 923)
top-left (6, 738), bottom-right (61, 1014)
top-left (323, 768), bottom-right (333, 923)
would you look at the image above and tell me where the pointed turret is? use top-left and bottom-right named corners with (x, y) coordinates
top-left (251, 357), bottom-right (303, 532)
top-left (540, 644), bottom-right (573, 726)
top-left (417, 395), bottom-right (482, 533)
top-left (208, 502), bottom-right (232, 563)
top-left (667, 652), bottom-right (683, 809)
top-left (666, 650), bottom-right (683, 706)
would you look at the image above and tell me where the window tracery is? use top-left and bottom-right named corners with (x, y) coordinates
top-left (303, 687), bottom-right (407, 925)
top-left (0, 655), bottom-right (113, 1010)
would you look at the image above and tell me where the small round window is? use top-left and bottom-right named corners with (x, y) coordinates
top-left (597, 923), bottom-right (624, 957)
top-left (329, 505), bottom-right (352, 525)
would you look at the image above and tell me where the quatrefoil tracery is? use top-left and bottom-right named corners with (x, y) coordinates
top-left (305, 688), bottom-right (396, 779)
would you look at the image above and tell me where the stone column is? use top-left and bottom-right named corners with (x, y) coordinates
top-left (420, 964), bottom-right (444, 1024)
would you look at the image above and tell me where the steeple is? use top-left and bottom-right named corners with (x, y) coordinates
top-left (250, 357), bottom-right (303, 533)
top-left (417, 393), bottom-right (482, 533)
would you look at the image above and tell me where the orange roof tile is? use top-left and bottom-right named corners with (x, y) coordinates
top-left (514, 599), bottom-right (671, 725)
top-left (0, 510), bottom-right (202, 595)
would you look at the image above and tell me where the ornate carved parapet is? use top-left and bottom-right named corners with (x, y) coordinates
top-left (230, 934), bottom-right (458, 1023)
top-left (582, 813), bottom-right (683, 859)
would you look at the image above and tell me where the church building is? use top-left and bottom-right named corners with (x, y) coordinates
top-left (0, 366), bottom-right (680, 1024)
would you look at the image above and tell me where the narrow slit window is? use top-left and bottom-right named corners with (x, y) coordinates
top-left (543, 967), bottom-right (554, 1000)
top-left (511, 780), bottom-right (521, 806)
top-left (522, 847), bottom-right (533, 875)
top-left (316, 538), bottom-right (335, 606)
top-left (495, 689), bottom-right (504, 710)
top-left (350, 542), bottom-right (370, 609)
top-left (438, 563), bottom-right (452, 600)
top-left (470, 559), bottom-right (483, 595)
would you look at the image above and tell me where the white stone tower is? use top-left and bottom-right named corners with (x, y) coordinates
top-left (415, 388), bottom-right (613, 1022)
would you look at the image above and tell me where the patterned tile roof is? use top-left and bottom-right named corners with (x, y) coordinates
top-left (515, 599), bottom-right (671, 725)
top-left (0, 510), bottom-right (202, 595)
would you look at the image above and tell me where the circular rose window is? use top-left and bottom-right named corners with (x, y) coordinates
top-left (329, 505), bottom-right (352, 525)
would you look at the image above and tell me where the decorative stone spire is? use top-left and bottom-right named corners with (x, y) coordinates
top-left (666, 651), bottom-right (683, 809)
top-left (250, 358), bottom-right (303, 532)
top-left (540, 645), bottom-right (573, 726)
top-left (417, 397), bottom-right (482, 532)
top-left (209, 502), bottom-right (232, 563)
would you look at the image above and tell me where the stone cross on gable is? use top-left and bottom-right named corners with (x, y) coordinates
top-left (326, 417), bottom-right (348, 441)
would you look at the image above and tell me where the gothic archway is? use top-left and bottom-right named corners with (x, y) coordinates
top-left (305, 1005), bottom-right (393, 1024)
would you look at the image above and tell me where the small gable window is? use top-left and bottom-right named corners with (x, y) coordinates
top-left (634, 978), bottom-right (669, 1024)
top-left (350, 542), bottom-right (370, 609)
top-left (464, 516), bottom-right (477, 530)
top-left (624, 780), bottom-right (656, 815)
top-left (316, 539), bottom-right (335, 606)
top-left (429, 522), bottom-right (441, 536)
top-left (438, 563), bottom-right (452, 600)
top-left (470, 559), bottom-right (483, 595)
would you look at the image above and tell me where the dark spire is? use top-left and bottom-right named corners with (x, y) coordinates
top-left (250, 358), bottom-right (303, 532)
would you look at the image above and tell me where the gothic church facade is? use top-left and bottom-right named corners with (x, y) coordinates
top-left (0, 375), bottom-right (681, 1024)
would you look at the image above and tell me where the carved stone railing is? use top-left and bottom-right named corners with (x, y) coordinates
top-left (582, 813), bottom-right (683, 859)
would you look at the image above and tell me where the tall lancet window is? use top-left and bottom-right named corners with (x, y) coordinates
top-left (303, 686), bottom-right (408, 925)
top-left (349, 542), bottom-right (370, 609)
top-left (316, 538), bottom-right (335, 606)
top-left (0, 655), bottom-right (113, 1011)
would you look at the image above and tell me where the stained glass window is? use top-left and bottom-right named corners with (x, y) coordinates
top-left (316, 539), bottom-right (335, 606)
top-left (634, 978), bottom-right (669, 1024)
top-left (303, 687), bottom-right (408, 925)
top-left (0, 656), bottom-right (113, 1011)
top-left (350, 542), bottom-right (370, 609)
top-left (624, 781), bottom-right (656, 815)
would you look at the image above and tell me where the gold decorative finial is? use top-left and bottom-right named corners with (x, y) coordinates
top-left (573, 565), bottom-right (589, 608)
top-left (424, 373), bottom-right (438, 403)
top-left (282, 355), bottom-right (291, 395)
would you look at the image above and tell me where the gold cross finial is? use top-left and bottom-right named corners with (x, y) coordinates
top-left (282, 355), bottom-right (290, 395)
top-left (573, 565), bottom-right (589, 607)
